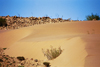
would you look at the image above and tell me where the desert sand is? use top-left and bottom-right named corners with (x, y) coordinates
top-left (0, 21), bottom-right (100, 67)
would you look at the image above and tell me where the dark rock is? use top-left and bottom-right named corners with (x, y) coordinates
top-left (0, 59), bottom-right (3, 62)
top-left (21, 63), bottom-right (24, 65)
top-left (7, 61), bottom-right (10, 63)
top-left (17, 56), bottom-right (25, 61)
top-left (57, 18), bottom-right (62, 21)
top-left (43, 62), bottom-right (50, 67)
top-left (34, 59), bottom-right (38, 62)
top-left (6, 15), bottom-right (10, 17)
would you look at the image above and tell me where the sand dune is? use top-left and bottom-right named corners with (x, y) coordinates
top-left (0, 21), bottom-right (100, 67)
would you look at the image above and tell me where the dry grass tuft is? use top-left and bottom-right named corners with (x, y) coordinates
top-left (42, 46), bottom-right (63, 60)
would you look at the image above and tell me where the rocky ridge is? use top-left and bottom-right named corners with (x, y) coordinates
top-left (0, 15), bottom-right (70, 30)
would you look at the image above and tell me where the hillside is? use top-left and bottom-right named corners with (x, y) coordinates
top-left (0, 21), bottom-right (100, 67)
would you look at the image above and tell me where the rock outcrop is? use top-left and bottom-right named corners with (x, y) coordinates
top-left (0, 48), bottom-right (46, 67)
top-left (0, 15), bottom-right (70, 30)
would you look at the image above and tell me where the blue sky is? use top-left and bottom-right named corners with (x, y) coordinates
top-left (0, 0), bottom-right (100, 20)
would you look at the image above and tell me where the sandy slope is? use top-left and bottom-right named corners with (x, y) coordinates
top-left (0, 21), bottom-right (100, 67)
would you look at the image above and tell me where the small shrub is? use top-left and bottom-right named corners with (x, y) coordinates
top-left (4, 57), bottom-right (8, 60)
top-left (42, 46), bottom-right (63, 60)
top-left (10, 63), bottom-right (12, 65)
top-left (3, 48), bottom-right (7, 50)
top-left (86, 13), bottom-right (100, 20)
top-left (0, 63), bottom-right (1, 66)
top-left (0, 18), bottom-right (7, 27)
top-left (18, 66), bottom-right (24, 67)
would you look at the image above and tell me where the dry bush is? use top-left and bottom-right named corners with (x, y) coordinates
top-left (42, 46), bottom-right (63, 60)
top-left (86, 13), bottom-right (100, 20)
top-left (0, 18), bottom-right (7, 27)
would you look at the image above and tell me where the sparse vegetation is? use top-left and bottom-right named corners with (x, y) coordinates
top-left (4, 57), bottom-right (8, 60)
top-left (0, 18), bottom-right (7, 27)
top-left (3, 48), bottom-right (7, 50)
top-left (86, 13), bottom-right (100, 20)
top-left (42, 46), bottom-right (63, 60)
top-left (87, 31), bottom-right (90, 34)
top-left (87, 29), bottom-right (95, 34)
top-left (0, 63), bottom-right (1, 66)
top-left (18, 66), bottom-right (24, 67)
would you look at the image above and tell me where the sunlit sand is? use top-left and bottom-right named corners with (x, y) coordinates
top-left (0, 21), bottom-right (100, 67)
